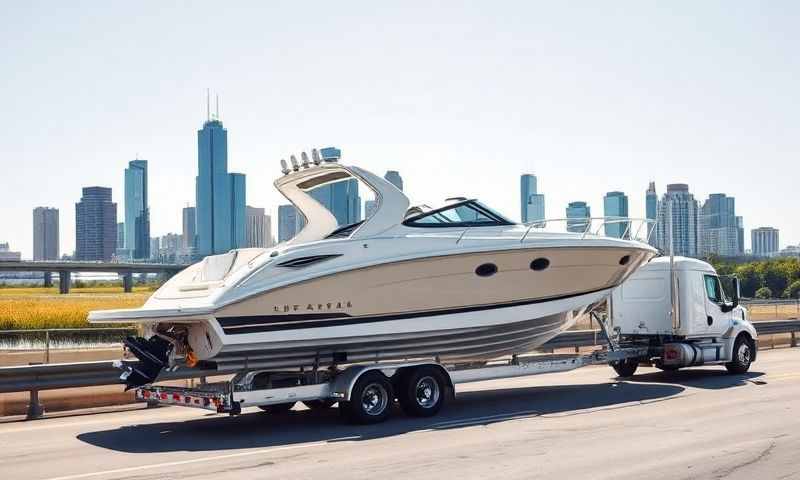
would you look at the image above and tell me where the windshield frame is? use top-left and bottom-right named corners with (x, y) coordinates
top-left (402, 199), bottom-right (516, 228)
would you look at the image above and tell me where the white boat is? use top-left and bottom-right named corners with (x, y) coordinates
top-left (90, 151), bottom-right (658, 388)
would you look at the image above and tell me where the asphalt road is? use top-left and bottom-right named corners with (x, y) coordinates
top-left (2, 348), bottom-right (799, 480)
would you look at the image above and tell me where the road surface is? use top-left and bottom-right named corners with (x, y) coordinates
top-left (1, 348), bottom-right (799, 480)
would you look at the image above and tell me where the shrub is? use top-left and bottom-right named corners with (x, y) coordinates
top-left (784, 280), bottom-right (800, 299)
top-left (755, 287), bottom-right (773, 299)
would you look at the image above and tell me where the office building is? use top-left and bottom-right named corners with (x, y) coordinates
top-left (278, 204), bottom-right (302, 243)
top-left (566, 201), bottom-right (591, 233)
top-left (736, 216), bottom-right (745, 256)
top-left (520, 174), bottom-right (545, 224)
top-left (32, 207), bottom-right (59, 260)
top-left (124, 159), bottom-right (150, 259)
top-left (149, 237), bottom-right (161, 260)
top-left (699, 193), bottom-right (740, 257)
top-left (0, 242), bottom-right (21, 261)
top-left (385, 170), bottom-right (404, 191)
top-left (656, 184), bottom-right (699, 257)
top-left (182, 207), bottom-right (196, 250)
top-left (75, 187), bottom-right (117, 261)
top-left (245, 206), bottom-right (273, 248)
top-left (751, 227), bottom-right (779, 257)
top-left (645, 182), bottom-right (658, 246)
top-left (603, 191), bottom-right (629, 239)
top-left (309, 147), bottom-right (361, 225)
top-left (195, 111), bottom-right (246, 256)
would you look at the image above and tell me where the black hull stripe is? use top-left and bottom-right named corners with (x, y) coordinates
top-left (218, 287), bottom-right (607, 335)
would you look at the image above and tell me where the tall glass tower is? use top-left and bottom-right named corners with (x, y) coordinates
top-left (566, 201), bottom-right (591, 233)
top-left (699, 193), bottom-right (739, 257)
top-left (520, 174), bottom-right (545, 223)
top-left (384, 170), bottom-right (404, 191)
top-left (195, 116), bottom-right (246, 256)
top-left (309, 147), bottom-right (361, 225)
top-left (124, 159), bottom-right (150, 259)
top-left (603, 191), bottom-right (629, 239)
top-left (645, 182), bottom-right (658, 246)
top-left (656, 184), bottom-right (699, 257)
top-left (75, 187), bottom-right (117, 261)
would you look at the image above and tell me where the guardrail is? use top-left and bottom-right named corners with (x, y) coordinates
top-left (2, 319), bottom-right (798, 419)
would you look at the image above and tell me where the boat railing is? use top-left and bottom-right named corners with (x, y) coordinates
top-left (519, 217), bottom-right (657, 243)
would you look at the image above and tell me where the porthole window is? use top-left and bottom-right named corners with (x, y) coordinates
top-left (475, 263), bottom-right (498, 277)
top-left (619, 255), bottom-right (630, 266)
top-left (530, 258), bottom-right (550, 271)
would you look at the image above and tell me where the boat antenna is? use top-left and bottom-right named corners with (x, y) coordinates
top-left (312, 149), bottom-right (321, 165)
top-left (300, 152), bottom-right (310, 168)
top-left (280, 159), bottom-right (290, 175)
top-left (290, 155), bottom-right (300, 172)
top-left (215, 94), bottom-right (219, 120)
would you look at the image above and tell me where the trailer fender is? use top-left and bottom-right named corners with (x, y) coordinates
top-left (331, 362), bottom-right (453, 402)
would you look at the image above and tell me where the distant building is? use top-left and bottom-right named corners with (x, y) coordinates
top-left (182, 207), bottom-right (196, 250)
top-left (699, 193), bottom-right (740, 257)
top-left (0, 242), bottom-right (22, 261)
top-left (32, 207), bottom-right (59, 260)
top-left (520, 174), bottom-right (545, 224)
top-left (566, 201), bottom-right (591, 233)
top-left (736, 216), bottom-right (745, 256)
top-left (645, 182), bottom-right (658, 246)
top-left (779, 245), bottom-right (800, 258)
top-left (278, 204), bottom-right (302, 243)
top-left (155, 233), bottom-right (182, 263)
top-left (309, 147), bottom-right (360, 225)
top-left (603, 191), bottom-right (629, 239)
top-left (384, 170), bottom-right (404, 191)
top-left (115, 222), bottom-right (128, 259)
top-left (75, 187), bottom-right (117, 261)
top-left (656, 184), bottom-right (699, 257)
top-left (124, 159), bottom-right (150, 259)
top-left (149, 237), bottom-right (161, 260)
top-left (195, 113), bottom-right (246, 256)
top-left (751, 227), bottom-right (780, 257)
top-left (245, 206), bottom-right (273, 248)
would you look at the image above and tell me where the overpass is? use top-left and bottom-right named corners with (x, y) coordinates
top-left (0, 261), bottom-right (187, 293)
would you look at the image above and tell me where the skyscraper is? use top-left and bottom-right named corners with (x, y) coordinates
top-left (278, 204), bottom-right (301, 243)
top-left (124, 159), bottom-right (150, 259)
top-left (116, 222), bottom-right (125, 255)
top-left (309, 147), bottom-right (361, 225)
top-left (182, 206), bottom-right (196, 250)
top-left (656, 184), bottom-right (699, 257)
top-left (195, 113), bottom-right (246, 256)
top-left (75, 187), bottom-right (117, 261)
top-left (384, 170), bottom-right (404, 191)
top-left (645, 182), bottom-right (658, 246)
top-left (736, 216), bottom-right (745, 255)
top-left (699, 193), bottom-right (739, 257)
top-left (245, 206), bottom-right (273, 248)
top-left (566, 201), bottom-right (591, 233)
top-left (520, 174), bottom-right (545, 223)
top-left (32, 207), bottom-right (59, 260)
top-left (603, 192), bottom-right (629, 239)
top-left (751, 227), bottom-right (779, 257)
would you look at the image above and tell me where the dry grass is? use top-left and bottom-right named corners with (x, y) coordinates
top-left (746, 304), bottom-right (800, 321)
top-left (0, 287), bottom-right (151, 330)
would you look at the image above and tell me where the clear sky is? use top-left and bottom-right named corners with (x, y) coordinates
top-left (1, 1), bottom-right (798, 259)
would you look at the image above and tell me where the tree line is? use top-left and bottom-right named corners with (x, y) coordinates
top-left (709, 256), bottom-right (800, 299)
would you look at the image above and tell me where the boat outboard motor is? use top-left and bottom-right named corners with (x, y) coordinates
top-left (119, 336), bottom-right (173, 390)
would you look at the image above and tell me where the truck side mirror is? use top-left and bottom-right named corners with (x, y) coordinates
top-left (731, 277), bottom-right (740, 309)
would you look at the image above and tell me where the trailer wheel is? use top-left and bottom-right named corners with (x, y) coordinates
top-left (258, 402), bottom-right (296, 414)
top-left (612, 359), bottom-right (638, 378)
top-left (725, 335), bottom-right (753, 374)
top-left (397, 367), bottom-right (447, 417)
top-left (303, 399), bottom-right (337, 410)
top-left (340, 371), bottom-right (394, 424)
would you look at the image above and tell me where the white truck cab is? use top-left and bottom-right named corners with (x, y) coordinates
top-left (608, 256), bottom-right (757, 376)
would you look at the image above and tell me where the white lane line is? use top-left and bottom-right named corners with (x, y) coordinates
top-left (42, 441), bottom-right (330, 480)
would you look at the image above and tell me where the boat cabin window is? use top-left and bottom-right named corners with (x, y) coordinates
top-left (403, 200), bottom-right (515, 228)
top-left (324, 220), bottom-right (365, 239)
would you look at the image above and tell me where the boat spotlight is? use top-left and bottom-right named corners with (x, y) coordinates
top-left (280, 159), bottom-right (290, 175)
top-left (312, 149), bottom-right (321, 165)
top-left (290, 155), bottom-right (300, 172)
top-left (301, 152), bottom-right (310, 169)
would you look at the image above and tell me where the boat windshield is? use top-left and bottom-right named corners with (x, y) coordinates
top-left (403, 200), bottom-right (515, 228)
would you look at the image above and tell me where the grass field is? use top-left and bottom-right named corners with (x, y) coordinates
top-left (0, 287), bottom-right (153, 330)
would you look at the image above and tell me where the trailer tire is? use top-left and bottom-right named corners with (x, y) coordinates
top-left (612, 359), bottom-right (638, 378)
top-left (258, 402), bottom-right (296, 414)
top-left (340, 371), bottom-right (394, 424)
top-left (725, 335), bottom-right (753, 374)
top-left (397, 366), bottom-right (447, 417)
top-left (303, 399), bottom-right (337, 410)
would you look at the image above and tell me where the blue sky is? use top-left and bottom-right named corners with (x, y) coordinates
top-left (1, 1), bottom-right (798, 258)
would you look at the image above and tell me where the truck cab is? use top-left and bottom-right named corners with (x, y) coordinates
top-left (609, 256), bottom-right (757, 375)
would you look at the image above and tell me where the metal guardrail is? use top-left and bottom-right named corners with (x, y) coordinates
top-left (1, 320), bottom-right (798, 419)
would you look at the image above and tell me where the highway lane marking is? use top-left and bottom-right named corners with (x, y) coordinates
top-left (41, 441), bottom-right (332, 480)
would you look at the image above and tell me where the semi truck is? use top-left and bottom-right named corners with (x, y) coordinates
top-left (133, 256), bottom-right (756, 424)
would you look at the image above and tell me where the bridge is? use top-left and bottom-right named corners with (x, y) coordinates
top-left (0, 261), bottom-right (187, 293)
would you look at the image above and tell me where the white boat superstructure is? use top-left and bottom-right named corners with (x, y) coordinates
top-left (90, 151), bottom-right (658, 388)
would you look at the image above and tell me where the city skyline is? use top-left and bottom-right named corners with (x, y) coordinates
top-left (2, 3), bottom-right (799, 258)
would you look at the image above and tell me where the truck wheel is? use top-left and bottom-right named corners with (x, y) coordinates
top-left (341, 371), bottom-right (394, 424)
top-left (726, 336), bottom-right (753, 374)
top-left (397, 367), bottom-right (447, 417)
top-left (258, 402), bottom-right (296, 414)
top-left (612, 359), bottom-right (638, 377)
top-left (303, 399), bottom-right (337, 410)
